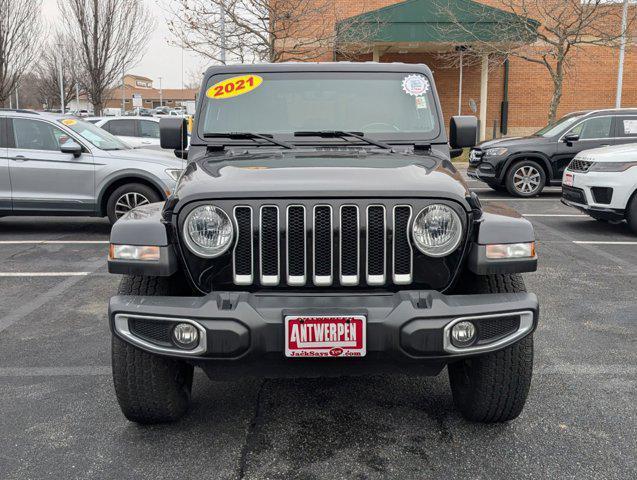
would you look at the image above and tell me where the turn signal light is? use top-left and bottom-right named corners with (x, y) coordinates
top-left (109, 244), bottom-right (160, 261)
top-left (486, 242), bottom-right (535, 259)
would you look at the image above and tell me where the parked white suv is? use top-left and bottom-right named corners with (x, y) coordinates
top-left (94, 116), bottom-right (161, 149)
top-left (562, 143), bottom-right (637, 232)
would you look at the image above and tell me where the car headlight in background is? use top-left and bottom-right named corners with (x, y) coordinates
top-left (183, 205), bottom-right (234, 258)
top-left (588, 161), bottom-right (637, 172)
top-left (484, 147), bottom-right (508, 157)
top-left (165, 168), bottom-right (184, 181)
top-left (412, 204), bottom-right (463, 257)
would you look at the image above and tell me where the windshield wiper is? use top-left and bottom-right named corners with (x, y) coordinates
top-left (294, 130), bottom-right (392, 150)
top-left (203, 132), bottom-right (294, 149)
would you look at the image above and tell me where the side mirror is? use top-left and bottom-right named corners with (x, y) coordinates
top-left (563, 133), bottom-right (579, 143)
top-left (450, 115), bottom-right (478, 149)
top-left (450, 148), bottom-right (464, 159)
top-left (174, 149), bottom-right (188, 160)
top-left (160, 117), bottom-right (189, 150)
top-left (60, 139), bottom-right (82, 157)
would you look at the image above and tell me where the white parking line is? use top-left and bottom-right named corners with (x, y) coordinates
top-left (523, 214), bottom-right (587, 217)
top-left (0, 272), bottom-right (91, 277)
top-left (0, 240), bottom-right (108, 244)
top-left (573, 241), bottom-right (637, 245)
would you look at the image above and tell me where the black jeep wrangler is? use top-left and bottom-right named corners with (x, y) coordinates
top-left (107, 63), bottom-right (539, 424)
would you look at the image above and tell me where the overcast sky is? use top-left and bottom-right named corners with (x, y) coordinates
top-left (41, 0), bottom-right (208, 89)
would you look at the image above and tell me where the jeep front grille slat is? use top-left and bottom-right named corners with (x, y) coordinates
top-left (366, 205), bottom-right (386, 285)
top-left (313, 205), bottom-right (333, 286)
top-left (340, 205), bottom-right (359, 285)
top-left (393, 206), bottom-right (413, 284)
top-left (233, 206), bottom-right (253, 285)
top-left (287, 205), bottom-right (306, 285)
top-left (231, 201), bottom-right (416, 287)
top-left (260, 206), bottom-right (279, 285)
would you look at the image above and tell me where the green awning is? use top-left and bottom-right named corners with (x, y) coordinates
top-left (336, 0), bottom-right (538, 44)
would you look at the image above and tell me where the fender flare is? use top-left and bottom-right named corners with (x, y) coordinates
top-left (498, 153), bottom-right (553, 182)
top-left (97, 170), bottom-right (168, 215)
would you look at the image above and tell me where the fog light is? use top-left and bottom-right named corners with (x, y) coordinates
top-left (451, 321), bottom-right (476, 346)
top-left (172, 323), bottom-right (199, 349)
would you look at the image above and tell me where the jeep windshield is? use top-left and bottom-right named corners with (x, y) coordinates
top-left (199, 72), bottom-right (440, 144)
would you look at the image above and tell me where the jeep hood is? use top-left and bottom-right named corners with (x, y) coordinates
top-left (172, 150), bottom-right (472, 212)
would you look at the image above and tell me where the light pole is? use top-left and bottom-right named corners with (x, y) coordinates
top-left (220, 1), bottom-right (226, 64)
top-left (159, 76), bottom-right (163, 107)
top-left (57, 44), bottom-right (65, 113)
top-left (122, 66), bottom-right (126, 114)
top-left (615, 0), bottom-right (629, 108)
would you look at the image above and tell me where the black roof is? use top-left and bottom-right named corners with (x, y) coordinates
top-left (203, 62), bottom-right (434, 77)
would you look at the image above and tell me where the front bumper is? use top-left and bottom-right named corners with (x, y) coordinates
top-left (467, 163), bottom-right (498, 182)
top-left (109, 290), bottom-right (539, 378)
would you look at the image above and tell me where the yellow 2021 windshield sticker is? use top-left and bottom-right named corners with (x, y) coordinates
top-left (206, 74), bottom-right (263, 99)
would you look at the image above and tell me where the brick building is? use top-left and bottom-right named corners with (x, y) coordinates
top-left (104, 74), bottom-right (197, 112)
top-left (289, 0), bottom-right (637, 139)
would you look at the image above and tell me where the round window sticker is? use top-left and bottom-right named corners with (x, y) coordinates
top-left (402, 75), bottom-right (430, 96)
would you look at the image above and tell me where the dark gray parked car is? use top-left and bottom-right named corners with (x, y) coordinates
top-left (0, 110), bottom-right (184, 223)
top-left (107, 63), bottom-right (539, 424)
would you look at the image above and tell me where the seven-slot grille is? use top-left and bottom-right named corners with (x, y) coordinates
top-left (232, 203), bottom-right (414, 287)
top-left (568, 159), bottom-right (593, 173)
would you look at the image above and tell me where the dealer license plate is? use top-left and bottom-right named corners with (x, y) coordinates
top-left (563, 172), bottom-right (574, 187)
top-left (284, 315), bottom-right (366, 358)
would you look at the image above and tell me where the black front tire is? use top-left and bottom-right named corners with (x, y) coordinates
top-left (111, 276), bottom-right (194, 424)
top-left (505, 160), bottom-right (546, 197)
top-left (106, 183), bottom-right (161, 225)
top-left (448, 273), bottom-right (534, 423)
top-left (626, 194), bottom-right (637, 234)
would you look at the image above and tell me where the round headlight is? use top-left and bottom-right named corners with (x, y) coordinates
top-left (412, 204), bottom-right (463, 257)
top-left (183, 205), bottom-right (234, 258)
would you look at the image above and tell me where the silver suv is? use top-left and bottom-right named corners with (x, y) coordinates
top-left (0, 110), bottom-right (185, 224)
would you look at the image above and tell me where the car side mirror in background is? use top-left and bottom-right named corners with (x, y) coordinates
top-left (450, 116), bottom-right (478, 149)
top-left (563, 133), bottom-right (579, 143)
top-left (160, 117), bottom-right (189, 150)
top-left (60, 139), bottom-right (82, 157)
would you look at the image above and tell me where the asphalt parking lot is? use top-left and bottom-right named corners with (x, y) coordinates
top-left (0, 168), bottom-right (635, 480)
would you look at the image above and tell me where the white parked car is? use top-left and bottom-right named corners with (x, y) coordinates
top-left (93, 116), bottom-right (161, 149)
top-left (562, 143), bottom-right (637, 232)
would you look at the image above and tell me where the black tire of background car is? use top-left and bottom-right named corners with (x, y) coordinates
top-left (111, 275), bottom-right (194, 424)
top-left (505, 160), bottom-right (546, 197)
top-left (106, 183), bottom-right (161, 224)
top-left (626, 194), bottom-right (637, 234)
top-left (447, 273), bottom-right (534, 423)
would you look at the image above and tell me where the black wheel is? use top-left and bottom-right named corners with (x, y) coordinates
top-left (111, 275), bottom-right (194, 424)
top-left (505, 160), bottom-right (546, 197)
top-left (106, 183), bottom-right (161, 224)
top-left (448, 273), bottom-right (534, 423)
top-left (626, 194), bottom-right (637, 234)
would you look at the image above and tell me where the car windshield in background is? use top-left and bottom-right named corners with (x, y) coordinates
top-left (58, 118), bottom-right (129, 150)
top-left (534, 114), bottom-right (584, 137)
top-left (200, 72), bottom-right (439, 141)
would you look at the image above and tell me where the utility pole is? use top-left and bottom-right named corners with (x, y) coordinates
top-left (615, 0), bottom-right (629, 108)
top-left (76, 83), bottom-right (80, 110)
top-left (220, 1), bottom-right (227, 64)
top-left (57, 44), bottom-right (65, 113)
top-left (15, 87), bottom-right (19, 109)
top-left (159, 76), bottom-right (163, 107)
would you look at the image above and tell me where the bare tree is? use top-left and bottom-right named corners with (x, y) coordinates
top-left (0, 0), bottom-right (43, 106)
top-left (167, 0), bottom-right (373, 63)
top-left (34, 32), bottom-right (79, 110)
top-left (434, 0), bottom-right (637, 123)
top-left (58, 0), bottom-right (155, 114)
